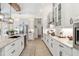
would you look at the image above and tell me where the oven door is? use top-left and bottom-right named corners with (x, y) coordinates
top-left (75, 27), bottom-right (79, 45)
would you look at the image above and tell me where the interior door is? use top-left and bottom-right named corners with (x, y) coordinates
top-left (34, 19), bottom-right (38, 38)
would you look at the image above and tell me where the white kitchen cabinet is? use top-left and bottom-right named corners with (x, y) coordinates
top-left (53, 3), bottom-right (73, 27)
top-left (4, 40), bottom-right (18, 56)
top-left (73, 48), bottom-right (78, 56)
top-left (53, 39), bottom-right (59, 56)
top-left (58, 44), bottom-right (65, 56)
top-left (44, 35), bottom-right (48, 46)
top-left (43, 34), bottom-right (53, 54)
top-left (47, 36), bottom-right (52, 53)
top-left (14, 37), bottom-right (24, 56)
top-left (20, 37), bottom-right (24, 53)
top-left (73, 48), bottom-right (79, 56)
top-left (58, 43), bottom-right (73, 56)
top-left (43, 34), bottom-right (73, 56)
top-left (49, 39), bottom-right (54, 55)
top-left (53, 3), bottom-right (79, 27)
top-left (0, 36), bottom-right (24, 56)
top-left (53, 41), bottom-right (73, 56)
top-left (61, 4), bottom-right (73, 27)
top-left (4, 39), bottom-right (21, 56)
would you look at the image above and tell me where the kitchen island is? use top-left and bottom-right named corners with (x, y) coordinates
top-left (0, 34), bottom-right (24, 56)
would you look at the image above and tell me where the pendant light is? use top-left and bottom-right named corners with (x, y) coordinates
top-left (0, 3), bottom-right (4, 20)
top-left (8, 4), bottom-right (14, 23)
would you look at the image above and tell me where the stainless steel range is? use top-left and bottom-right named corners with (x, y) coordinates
top-left (73, 22), bottom-right (79, 49)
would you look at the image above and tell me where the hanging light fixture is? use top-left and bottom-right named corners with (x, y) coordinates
top-left (8, 4), bottom-right (14, 23)
top-left (0, 3), bottom-right (4, 20)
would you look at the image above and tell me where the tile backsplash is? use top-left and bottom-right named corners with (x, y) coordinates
top-left (60, 28), bottom-right (73, 37)
top-left (55, 27), bottom-right (73, 37)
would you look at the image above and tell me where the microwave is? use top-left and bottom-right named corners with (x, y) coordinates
top-left (73, 22), bottom-right (79, 49)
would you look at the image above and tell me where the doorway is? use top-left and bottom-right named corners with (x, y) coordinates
top-left (34, 18), bottom-right (43, 39)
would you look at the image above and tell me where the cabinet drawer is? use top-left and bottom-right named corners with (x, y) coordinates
top-left (59, 44), bottom-right (72, 56)
top-left (64, 46), bottom-right (72, 55)
top-left (73, 48), bottom-right (78, 56)
top-left (5, 39), bottom-right (20, 52)
top-left (5, 47), bottom-right (16, 56)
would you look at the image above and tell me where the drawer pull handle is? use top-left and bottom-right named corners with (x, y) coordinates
top-left (51, 43), bottom-right (53, 48)
top-left (59, 45), bottom-right (64, 48)
top-left (11, 43), bottom-right (15, 46)
top-left (11, 50), bottom-right (15, 54)
top-left (21, 41), bottom-right (23, 46)
top-left (59, 51), bottom-right (62, 56)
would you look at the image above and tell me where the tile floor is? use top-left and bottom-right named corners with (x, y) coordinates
top-left (21, 38), bottom-right (52, 56)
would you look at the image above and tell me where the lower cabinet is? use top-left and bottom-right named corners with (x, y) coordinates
top-left (73, 48), bottom-right (78, 56)
top-left (0, 37), bottom-right (24, 56)
top-left (53, 39), bottom-right (60, 56)
top-left (73, 48), bottom-right (79, 56)
top-left (50, 39), bottom-right (53, 54)
top-left (43, 34), bottom-right (73, 56)
top-left (53, 40), bottom-right (73, 56)
top-left (58, 44), bottom-right (73, 56)
top-left (58, 44), bottom-right (67, 56)
top-left (20, 37), bottom-right (24, 53)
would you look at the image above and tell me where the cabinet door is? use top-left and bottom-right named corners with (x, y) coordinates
top-left (48, 36), bottom-right (51, 48)
top-left (15, 39), bottom-right (21, 56)
top-left (46, 37), bottom-right (49, 47)
top-left (50, 39), bottom-right (53, 54)
top-left (73, 48), bottom-right (79, 56)
top-left (59, 43), bottom-right (73, 56)
top-left (73, 48), bottom-right (78, 56)
top-left (59, 44), bottom-right (68, 56)
top-left (61, 4), bottom-right (73, 27)
top-left (21, 37), bottom-right (24, 50)
top-left (53, 40), bottom-right (59, 56)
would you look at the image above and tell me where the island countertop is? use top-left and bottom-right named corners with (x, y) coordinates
top-left (0, 34), bottom-right (26, 48)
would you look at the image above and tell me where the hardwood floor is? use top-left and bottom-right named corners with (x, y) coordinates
top-left (20, 38), bottom-right (52, 56)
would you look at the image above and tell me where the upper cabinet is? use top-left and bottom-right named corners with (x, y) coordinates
top-left (61, 4), bottom-right (73, 27)
top-left (53, 3), bottom-right (61, 26)
top-left (53, 3), bottom-right (74, 28)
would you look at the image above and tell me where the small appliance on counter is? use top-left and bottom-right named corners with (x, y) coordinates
top-left (47, 29), bottom-right (55, 36)
top-left (73, 22), bottom-right (79, 49)
top-left (67, 36), bottom-right (73, 40)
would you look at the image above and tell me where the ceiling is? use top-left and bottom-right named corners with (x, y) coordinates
top-left (1, 3), bottom-right (53, 18)
top-left (19, 3), bottom-right (52, 14)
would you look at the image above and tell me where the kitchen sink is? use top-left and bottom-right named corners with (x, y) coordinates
top-left (9, 36), bottom-right (20, 38)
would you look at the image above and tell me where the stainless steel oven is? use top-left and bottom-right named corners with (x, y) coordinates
top-left (73, 22), bottom-right (79, 49)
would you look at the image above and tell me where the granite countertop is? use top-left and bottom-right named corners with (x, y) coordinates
top-left (44, 32), bottom-right (73, 48)
top-left (0, 34), bottom-right (26, 48)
